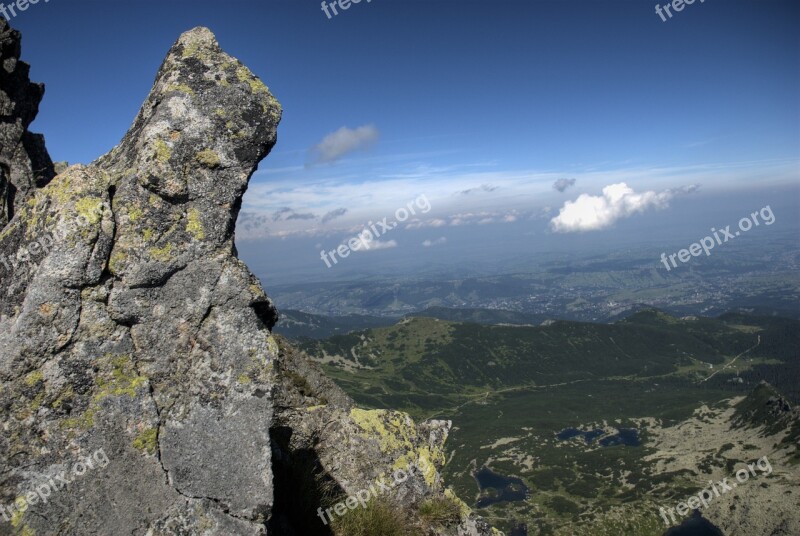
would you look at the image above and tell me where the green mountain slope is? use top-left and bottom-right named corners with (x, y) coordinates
top-left (297, 309), bottom-right (795, 414)
top-left (297, 310), bottom-right (800, 535)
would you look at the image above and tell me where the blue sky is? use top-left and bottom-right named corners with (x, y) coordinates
top-left (10, 0), bottom-right (800, 283)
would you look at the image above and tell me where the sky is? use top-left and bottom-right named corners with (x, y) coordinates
top-left (9, 0), bottom-right (800, 285)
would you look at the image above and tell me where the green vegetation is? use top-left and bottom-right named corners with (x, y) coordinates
top-left (330, 498), bottom-right (420, 536)
top-left (418, 496), bottom-right (463, 526)
top-left (301, 310), bottom-right (799, 534)
top-left (299, 311), bottom-right (788, 418)
top-left (132, 428), bottom-right (159, 455)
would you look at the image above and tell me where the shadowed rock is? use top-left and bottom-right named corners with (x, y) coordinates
top-left (0, 18), bottom-right (55, 227)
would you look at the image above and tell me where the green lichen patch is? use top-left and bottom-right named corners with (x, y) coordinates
top-left (132, 427), bottom-right (159, 455)
top-left (24, 370), bottom-right (43, 387)
top-left (149, 243), bottom-right (173, 262)
top-left (61, 355), bottom-right (148, 435)
top-left (186, 208), bottom-right (206, 240)
top-left (10, 501), bottom-right (26, 527)
top-left (164, 83), bottom-right (195, 96)
top-left (350, 408), bottom-right (447, 487)
top-left (350, 408), bottom-right (417, 454)
top-left (181, 40), bottom-right (202, 59)
top-left (236, 65), bottom-right (269, 94)
top-left (128, 206), bottom-right (143, 223)
top-left (75, 196), bottom-right (104, 225)
top-left (266, 334), bottom-right (280, 357)
top-left (393, 446), bottom-right (444, 487)
top-left (51, 385), bottom-right (74, 410)
top-left (195, 149), bottom-right (221, 169)
top-left (108, 250), bottom-right (126, 275)
top-left (62, 409), bottom-right (96, 432)
top-left (94, 355), bottom-right (148, 401)
top-left (44, 171), bottom-right (76, 205)
top-left (153, 139), bottom-right (172, 163)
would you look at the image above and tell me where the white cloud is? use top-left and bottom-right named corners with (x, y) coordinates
top-left (422, 237), bottom-right (447, 247)
top-left (310, 125), bottom-right (379, 164)
top-left (354, 239), bottom-right (397, 251)
top-left (549, 182), bottom-right (674, 233)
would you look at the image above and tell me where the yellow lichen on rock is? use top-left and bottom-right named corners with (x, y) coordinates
top-left (392, 445), bottom-right (444, 487)
top-left (237, 374), bottom-right (252, 384)
top-left (164, 83), bottom-right (195, 96)
top-left (265, 335), bottom-right (280, 357)
top-left (128, 206), bottom-right (143, 223)
top-left (186, 208), bottom-right (205, 240)
top-left (149, 243), bottom-right (173, 262)
top-left (61, 355), bottom-right (148, 435)
top-left (350, 408), bottom-right (417, 454)
top-left (93, 355), bottom-right (148, 401)
top-left (195, 149), bottom-right (221, 169)
top-left (132, 427), bottom-right (158, 455)
top-left (24, 370), bottom-right (43, 387)
top-left (108, 250), bottom-right (126, 275)
top-left (153, 139), bottom-right (172, 163)
top-left (445, 487), bottom-right (473, 518)
top-left (75, 197), bottom-right (103, 225)
top-left (236, 65), bottom-right (270, 94)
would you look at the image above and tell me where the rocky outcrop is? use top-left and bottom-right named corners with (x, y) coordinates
top-left (0, 18), bottom-right (54, 227)
top-left (0, 23), bottom-right (498, 536)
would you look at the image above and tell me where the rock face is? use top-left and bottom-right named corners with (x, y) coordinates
top-left (0, 23), bottom-right (498, 536)
top-left (0, 19), bottom-right (54, 227)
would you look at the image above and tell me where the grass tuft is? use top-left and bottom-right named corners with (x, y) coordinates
top-left (418, 495), bottom-right (463, 526)
top-left (330, 498), bottom-right (421, 536)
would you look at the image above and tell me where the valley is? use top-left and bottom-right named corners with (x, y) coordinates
top-left (287, 310), bottom-right (800, 535)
